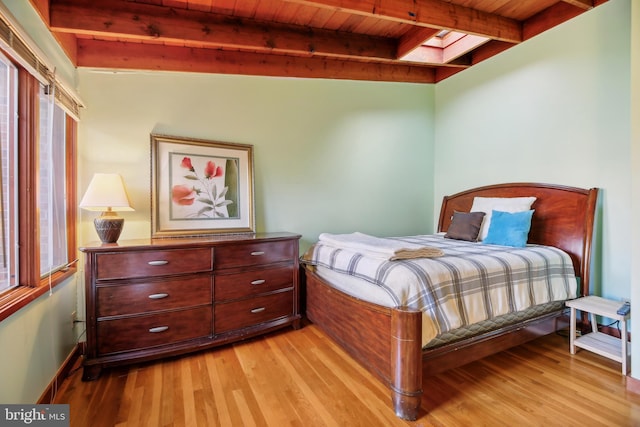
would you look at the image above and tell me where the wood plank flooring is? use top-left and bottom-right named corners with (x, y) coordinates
top-left (53, 324), bottom-right (640, 426)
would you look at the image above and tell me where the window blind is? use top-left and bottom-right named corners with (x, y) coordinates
top-left (0, 6), bottom-right (83, 120)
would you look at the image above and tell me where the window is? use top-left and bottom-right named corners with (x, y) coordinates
top-left (0, 52), bottom-right (17, 294)
top-left (39, 89), bottom-right (69, 277)
top-left (0, 51), bottom-right (77, 321)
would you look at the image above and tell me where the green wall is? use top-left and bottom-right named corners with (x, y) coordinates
top-left (435, 0), bottom-right (638, 377)
top-left (435, 0), bottom-right (631, 300)
top-left (76, 72), bottom-right (435, 252)
top-left (0, 278), bottom-right (78, 403)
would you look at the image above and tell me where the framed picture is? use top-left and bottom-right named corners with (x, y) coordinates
top-left (151, 134), bottom-right (255, 237)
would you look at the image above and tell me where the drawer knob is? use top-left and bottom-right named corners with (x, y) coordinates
top-left (148, 260), bottom-right (169, 266)
top-left (149, 326), bottom-right (169, 333)
top-left (148, 293), bottom-right (169, 299)
top-left (251, 279), bottom-right (266, 285)
top-left (250, 251), bottom-right (265, 256)
top-left (250, 307), bottom-right (266, 314)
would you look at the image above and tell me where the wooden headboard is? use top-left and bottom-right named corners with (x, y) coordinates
top-left (438, 183), bottom-right (599, 298)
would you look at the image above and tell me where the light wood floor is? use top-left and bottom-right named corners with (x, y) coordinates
top-left (54, 324), bottom-right (640, 426)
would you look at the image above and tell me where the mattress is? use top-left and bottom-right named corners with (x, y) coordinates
top-left (302, 234), bottom-right (577, 347)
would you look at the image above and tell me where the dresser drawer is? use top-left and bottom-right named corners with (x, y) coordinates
top-left (97, 306), bottom-right (212, 355)
top-left (215, 265), bottom-right (294, 301)
top-left (97, 275), bottom-right (212, 317)
top-left (215, 240), bottom-right (295, 269)
top-left (215, 290), bottom-right (293, 334)
top-left (96, 248), bottom-right (213, 280)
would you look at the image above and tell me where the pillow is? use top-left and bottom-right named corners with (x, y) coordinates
top-left (483, 209), bottom-right (534, 247)
top-left (470, 196), bottom-right (537, 241)
top-left (444, 211), bottom-right (486, 242)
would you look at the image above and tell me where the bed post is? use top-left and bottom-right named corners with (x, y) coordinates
top-left (390, 309), bottom-right (423, 421)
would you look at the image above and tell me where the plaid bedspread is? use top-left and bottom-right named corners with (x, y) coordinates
top-left (302, 234), bottom-right (577, 341)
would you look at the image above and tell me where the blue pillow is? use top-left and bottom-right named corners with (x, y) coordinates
top-left (482, 209), bottom-right (534, 247)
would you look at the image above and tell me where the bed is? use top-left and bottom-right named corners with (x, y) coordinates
top-left (301, 183), bottom-right (599, 420)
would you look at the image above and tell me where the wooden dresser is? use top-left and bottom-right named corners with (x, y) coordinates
top-left (79, 232), bottom-right (301, 380)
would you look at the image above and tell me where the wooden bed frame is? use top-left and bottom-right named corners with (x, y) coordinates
top-left (303, 183), bottom-right (599, 420)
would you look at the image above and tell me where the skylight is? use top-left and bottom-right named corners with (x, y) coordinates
top-left (400, 30), bottom-right (490, 65)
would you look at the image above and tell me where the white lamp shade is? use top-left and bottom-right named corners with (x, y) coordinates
top-left (79, 173), bottom-right (135, 212)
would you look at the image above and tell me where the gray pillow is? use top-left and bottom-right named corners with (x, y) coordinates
top-left (444, 211), bottom-right (486, 242)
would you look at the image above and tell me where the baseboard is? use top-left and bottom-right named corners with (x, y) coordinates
top-left (37, 342), bottom-right (84, 404)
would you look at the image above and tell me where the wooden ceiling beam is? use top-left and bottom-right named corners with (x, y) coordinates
top-left (28, 0), bottom-right (79, 64)
top-left (76, 39), bottom-right (437, 83)
top-left (287, 0), bottom-right (522, 43)
top-left (397, 27), bottom-right (440, 59)
top-left (442, 35), bottom-right (490, 63)
top-left (49, 0), bottom-right (397, 61)
top-left (522, 1), bottom-right (594, 41)
top-left (469, 40), bottom-right (515, 65)
top-left (561, 0), bottom-right (595, 10)
top-left (39, 0), bottom-right (606, 84)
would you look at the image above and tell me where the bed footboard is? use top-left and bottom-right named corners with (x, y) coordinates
top-left (304, 268), bottom-right (423, 420)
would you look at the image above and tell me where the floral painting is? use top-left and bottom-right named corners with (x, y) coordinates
top-left (169, 154), bottom-right (238, 220)
top-left (151, 134), bottom-right (254, 237)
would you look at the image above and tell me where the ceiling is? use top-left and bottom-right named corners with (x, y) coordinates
top-left (32, 0), bottom-right (607, 84)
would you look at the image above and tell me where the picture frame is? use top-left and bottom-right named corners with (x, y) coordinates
top-left (150, 134), bottom-right (255, 237)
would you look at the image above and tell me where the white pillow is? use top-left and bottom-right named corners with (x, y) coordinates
top-left (470, 196), bottom-right (537, 241)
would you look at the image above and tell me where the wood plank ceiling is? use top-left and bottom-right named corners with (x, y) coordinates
top-left (32, 0), bottom-right (608, 84)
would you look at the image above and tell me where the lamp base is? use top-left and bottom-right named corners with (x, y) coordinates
top-left (94, 212), bottom-right (124, 243)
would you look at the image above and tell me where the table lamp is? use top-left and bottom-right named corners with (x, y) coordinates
top-left (79, 173), bottom-right (134, 243)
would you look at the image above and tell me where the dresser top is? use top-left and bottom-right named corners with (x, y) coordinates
top-left (79, 231), bottom-right (301, 253)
